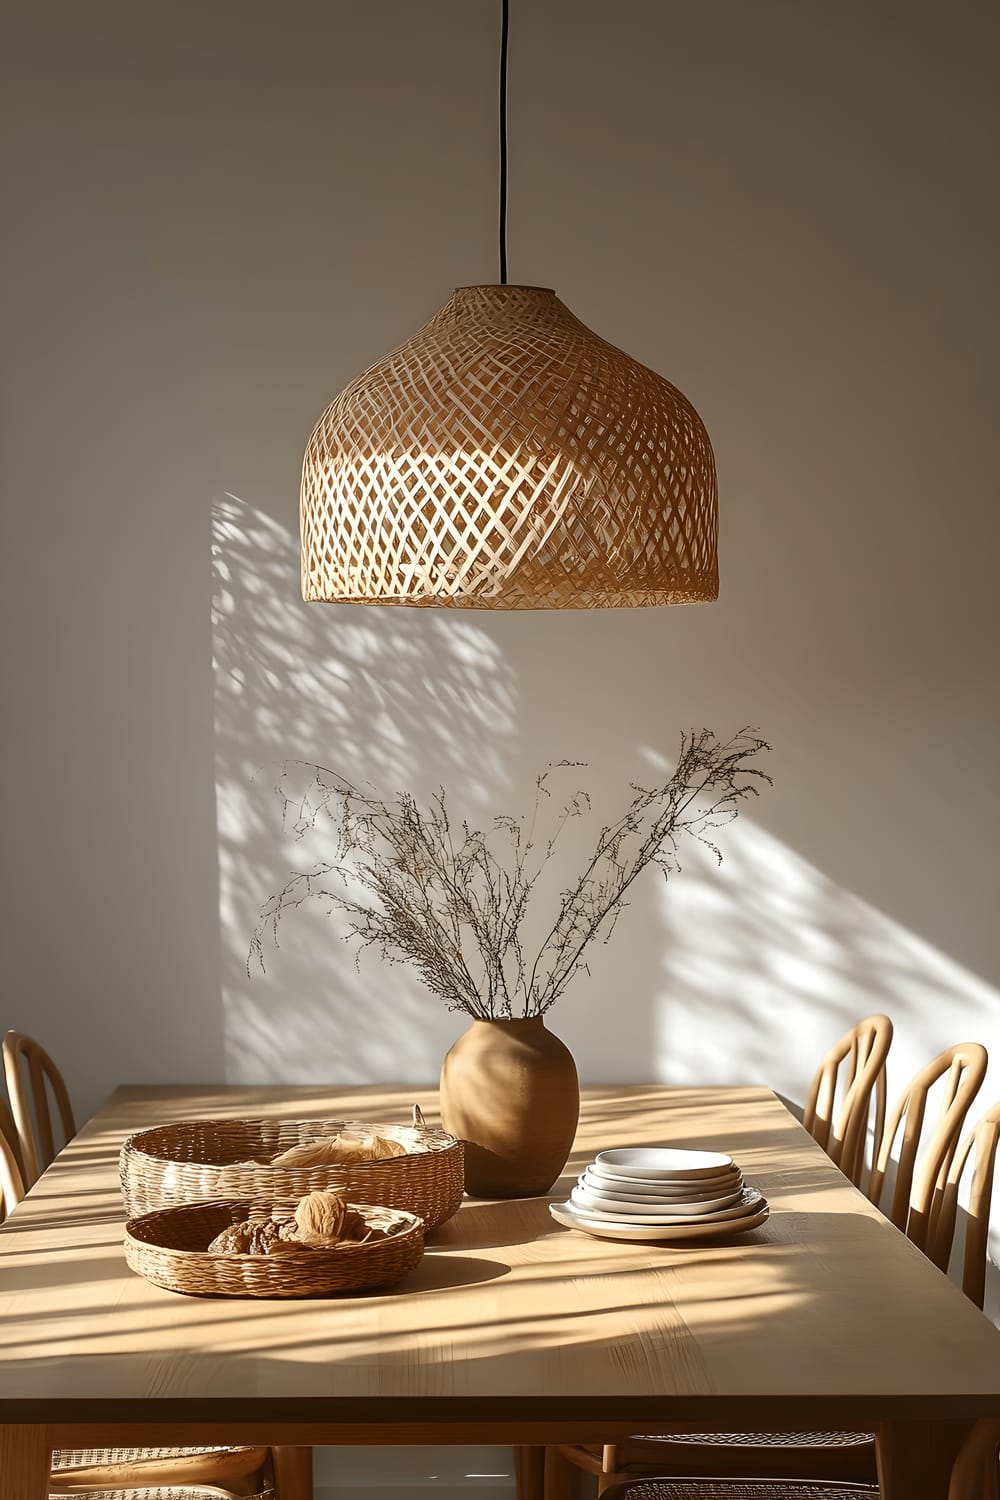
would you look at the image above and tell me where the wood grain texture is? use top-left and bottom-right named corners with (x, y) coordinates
top-left (0, 1424), bottom-right (48, 1500)
top-left (0, 1084), bottom-right (998, 1499)
top-left (547, 1036), bottom-right (997, 1494)
top-left (948, 1420), bottom-right (1000, 1500)
top-left (270, 1445), bottom-right (312, 1500)
top-left (876, 1419), bottom-right (973, 1500)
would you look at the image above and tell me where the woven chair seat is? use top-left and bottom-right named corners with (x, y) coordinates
top-left (50, 1490), bottom-right (275, 1500)
top-left (603, 1482), bottom-right (877, 1500)
top-left (576, 1428), bottom-right (878, 1486)
top-left (50, 1446), bottom-right (272, 1499)
top-left (633, 1434), bottom-right (874, 1450)
top-left (52, 1448), bottom-right (257, 1470)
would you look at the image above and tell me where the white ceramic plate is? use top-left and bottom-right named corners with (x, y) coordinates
top-left (594, 1147), bottom-right (735, 1181)
top-left (581, 1167), bottom-right (743, 1200)
top-left (572, 1180), bottom-right (746, 1216)
top-left (566, 1186), bottom-right (766, 1227)
top-left (583, 1166), bottom-right (743, 1198)
top-left (549, 1197), bottom-right (770, 1242)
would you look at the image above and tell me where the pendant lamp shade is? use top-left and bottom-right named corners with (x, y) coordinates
top-left (301, 285), bottom-right (718, 608)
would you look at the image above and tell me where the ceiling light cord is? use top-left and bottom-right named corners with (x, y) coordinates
top-left (499, 0), bottom-right (509, 284)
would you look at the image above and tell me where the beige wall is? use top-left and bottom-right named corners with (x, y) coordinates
top-left (2, 0), bottom-right (998, 1354)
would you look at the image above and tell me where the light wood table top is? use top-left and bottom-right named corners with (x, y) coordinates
top-left (1, 1083), bottom-right (998, 1500)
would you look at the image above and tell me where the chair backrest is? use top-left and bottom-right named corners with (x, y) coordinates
top-left (0, 1117), bottom-right (25, 1223)
top-left (925, 1097), bottom-right (1000, 1311)
top-left (0, 1090), bottom-right (24, 1179)
top-left (802, 1013), bottom-right (893, 1187)
top-left (2, 1030), bottom-right (76, 1186)
top-left (868, 1042), bottom-right (988, 1253)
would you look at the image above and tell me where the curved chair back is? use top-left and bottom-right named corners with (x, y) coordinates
top-left (2, 1030), bottom-right (76, 1186)
top-left (925, 1097), bottom-right (1000, 1310)
top-left (0, 1120), bottom-right (25, 1223)
top-left (0, 1090), bottom-right (24, 1180)
top-left (868, 1042), bottom-right (988, 1252)
top-left (802, 1013), bottom-right (893, 1187)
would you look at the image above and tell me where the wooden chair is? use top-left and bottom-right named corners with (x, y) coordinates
top-left (2, 1029), bottom-right (77, 1185)
top-left (802, 1014), bottom-right (892, 1188)
top-left (0, 1117), bottom-right (25, 1223)
top-left (597, 1480), bottom-right (874, 1500)
top-left (48, 1418), bottom-right (311, 1498)
top-left (593, 1470), bottom-right (875, 1494)
top-left (928, 1096), bottom-right (1000, 1309)
top-left (590, 1425), bottom-right (1000, 1500)
top-left (867, 1042), bottom-right (988, 1253)
top-left (0, 1061), bottom-right (313, 1500)
top-left (535, 1042), bottom-right (989, 1500)
top-left (930, 1110), bottom-right (1000, 1500)
top-left (50, 1444), bottom-right (278, 1497)
top-left (0, 1084), bottom-right (25, 1179)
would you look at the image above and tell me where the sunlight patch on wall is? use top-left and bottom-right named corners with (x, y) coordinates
top-left (211, 495), bottom-right (517, 1086)
top-left (632, 802), bottom-right (1000, 1299)
top-left (644, 810), bottom-right (1000, 1105)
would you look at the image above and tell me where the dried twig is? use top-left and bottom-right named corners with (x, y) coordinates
top-left (250, 730), bottom-right (771, 1017)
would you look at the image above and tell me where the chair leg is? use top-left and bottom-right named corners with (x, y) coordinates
top-left (544, 1446), bottom-right (582, 1500)
top-left (272, 1445), bottom-right (313, 1500)
top-left (513, 1446), bottom-right (546, 1500)
top-left (948, 1420), bottom-right (1000, 1500)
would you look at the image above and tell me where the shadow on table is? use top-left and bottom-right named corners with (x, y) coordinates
top-left (383, 1252), bottom-right (510, 1295)
top-left (430, 1199), bottom-right (560, 1252)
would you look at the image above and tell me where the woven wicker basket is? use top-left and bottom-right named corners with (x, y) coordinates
top-left (119, 1105), bottom-right (464, 1228)
top-left (124, 1199), bottom-right (424, 1297)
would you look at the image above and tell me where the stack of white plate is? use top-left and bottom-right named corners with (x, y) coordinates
top-left (549, 1147), bottom-right (769, 1242)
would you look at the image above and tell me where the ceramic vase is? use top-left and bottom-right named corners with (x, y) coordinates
top-left (439, 1015), bottom-right (580, 1198)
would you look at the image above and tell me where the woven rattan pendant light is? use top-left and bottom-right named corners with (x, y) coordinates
top-left (300, 6), bottom-right (718, 610)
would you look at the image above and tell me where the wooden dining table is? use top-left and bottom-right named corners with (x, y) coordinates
top-left (1, 1082), bottom-right (998, 1500)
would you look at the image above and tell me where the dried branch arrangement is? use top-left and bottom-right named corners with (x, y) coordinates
top-left (251, 729), bottom-right (771, 1019)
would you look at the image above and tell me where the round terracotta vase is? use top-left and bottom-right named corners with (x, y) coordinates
top-left (439, 1016), bottom-right (580, 1198)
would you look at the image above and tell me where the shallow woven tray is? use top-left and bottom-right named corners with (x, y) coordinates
top-left (120, 1106), bottom-right (464, 1228)
top-left (124, 1198), bottom-right (424, 1297)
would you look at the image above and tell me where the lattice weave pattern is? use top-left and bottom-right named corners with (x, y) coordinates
top-left (120, 1111), bottom-right (464, 1229)
top-left (301, 285), bottom-right (718, 608)
top-left (51, 1447), bottom-right (256, 1471)
top-left (603, 1485), bottom-right (875, 1500)
top-left (50, 1490), bottom-right (274, 1500)
top-left (635, 1432), bottom-right (874, 1449)
top-left (49, 1445), bottom-right (274, 1499)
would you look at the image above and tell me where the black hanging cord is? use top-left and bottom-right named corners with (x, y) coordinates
top-left (499, 0), bottom-right (509, 284)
